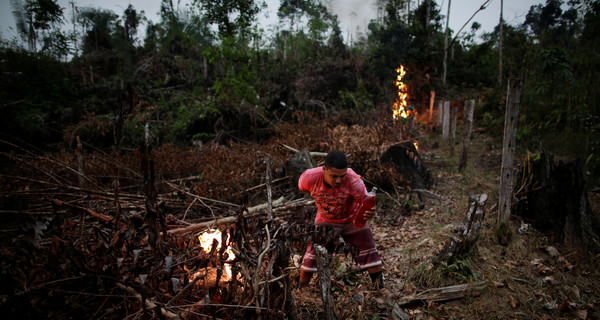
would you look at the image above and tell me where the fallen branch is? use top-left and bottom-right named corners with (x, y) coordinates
top-left (397, 281), bottom-right (487, 306)
top-left (167, 196), bottom-right (286, 235)
top-left (51, 199), bottom-right (126, 226)
top-left (116, 283), bottom-right (178, 319)
top-left (165, 181), bottom-right (241, 207)
top-left (280, 144), bottom-right (327, 157)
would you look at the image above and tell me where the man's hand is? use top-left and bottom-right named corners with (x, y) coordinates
top-left (364, 209), bottom-right (376, 220)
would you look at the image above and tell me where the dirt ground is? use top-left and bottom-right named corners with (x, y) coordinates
top-left (1, 119), bottom-right (598, 319)
top-left (291, 132), bottom-right (600, 320)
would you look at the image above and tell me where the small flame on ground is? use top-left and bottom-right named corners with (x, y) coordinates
top-left (198, 229), bottom-right (234, 280)
top-left (413, 140), bottom-right (419, 151)
top-left (392, 65), bottom-right (411, 120)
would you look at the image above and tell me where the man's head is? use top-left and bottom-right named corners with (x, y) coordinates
top-left (323, 150), bottom-right (348, 188)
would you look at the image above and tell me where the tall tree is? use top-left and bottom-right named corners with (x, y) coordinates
top-left (442, 0), bottom-right (451, 86)
top-left (498, 0), bottom-right (503, 88)
top-left (194, 0), bottom-right (264, 37)
top-left (10, 0), bottom-right (65, 53)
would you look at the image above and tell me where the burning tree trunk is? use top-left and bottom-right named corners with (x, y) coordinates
top-left (515, 152), bottom-right (600, 254)
top-left (429, 91), bottom-right (436, 121)
top-left (380, 142), bottom-right (433, 189)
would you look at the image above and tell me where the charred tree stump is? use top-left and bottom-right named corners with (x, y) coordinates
top-left (380, 142), bottom-right (433, 189)
top-left (284, 148), bottom-right (315, 189)
top-left (498, 78), bottom-right (522, 242)
top-left (434, 194), bottom-right (487, 265)
top-left (458, 100), bottom-right (475, 172)
top-left (515, 152), bottom-right (600, 254)
top-left (314, 244), bottom-right (338, 320)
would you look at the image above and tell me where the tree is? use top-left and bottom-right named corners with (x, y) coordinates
top-left (10, 0), bottom-right (65, 54)
top-left (78, 7), bottom-right (118, 53)
top-left (194, 0), bottom-right (265, 37)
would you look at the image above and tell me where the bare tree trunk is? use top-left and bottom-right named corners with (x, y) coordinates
top-left (443, 0), bottom-right (451, 86)
top-left (76, 136), bottom-right (86, 188)
top-left (459, 100), bottom-right (475, 171)
top-left (429, 90), bottom-right (436, 121)
top-left (498, 79), bottom-right (522, 238)
top-left (498, 0), bottom-right (504, 88)
top-left (426, 0), bottom-right (431, 26)
top-left (315, 244), bottom-right (338, 320)
top-left (265, 156), bottom-right (273, 221)
top-left (442, 101), bottom-right (450, 141)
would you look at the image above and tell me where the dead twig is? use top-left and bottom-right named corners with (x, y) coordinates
top-left (116, 283), bottom-right (178, 319)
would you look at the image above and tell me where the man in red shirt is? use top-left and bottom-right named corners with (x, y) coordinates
top-left (297, 150), bottom-right (384, 289)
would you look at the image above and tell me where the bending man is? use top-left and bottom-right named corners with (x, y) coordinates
top-left (298, 150), bottom-right (384, 289)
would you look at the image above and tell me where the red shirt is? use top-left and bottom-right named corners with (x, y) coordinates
top-left (298, 167), bottom-right (367, 223)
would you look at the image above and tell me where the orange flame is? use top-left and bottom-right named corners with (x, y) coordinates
top-left (198, 229), bottom-right (234, 280)
top-left (392, 65), bottom-right (411, 120)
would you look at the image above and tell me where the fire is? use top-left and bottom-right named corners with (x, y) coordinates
top-left (392, 65), bottom-right (411, 120)
top-left (413, 140), bottom-right (419, 151)
top-left (198, 229), bottom-right (235, 280)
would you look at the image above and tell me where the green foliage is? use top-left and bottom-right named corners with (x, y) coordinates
top-left (0, 47), bottom-right (78, 145)
top-left (439, 259), bottom-right (479, 282)
top-left (165, 100), bottom-right (220, 144)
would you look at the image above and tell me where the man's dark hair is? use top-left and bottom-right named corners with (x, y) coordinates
top-left (325, 150), bottom-right (348, 169)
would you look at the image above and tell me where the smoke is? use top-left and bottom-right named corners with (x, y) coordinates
top-left (323, 0), bottom-right (379, 42)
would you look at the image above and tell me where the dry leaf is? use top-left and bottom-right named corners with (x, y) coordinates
top-left (571, 285), bottom-right (581, 299)
top-left (574, 309), bottom-right (588, 319)
top-left (508, 295), bottom-right (518, 308)
top-left (559, 300), bottom-right (572, 311)
top-left (493, 281), bottom-right (505, 287)
top-left (545, 246), bottom-right (559, 257)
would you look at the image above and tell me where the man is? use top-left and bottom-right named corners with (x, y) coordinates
top-left (297, 150), bottom-right (384, 289)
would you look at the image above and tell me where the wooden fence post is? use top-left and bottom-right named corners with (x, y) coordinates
top-left (442, 101), bottom-right (450, 141)
top-left (498, 79), bottom-right (522, 240)
top-left (437, 100), bottom-right (444, 126)
top-left (450, 106), bottom-right (458, 156)
top-left (458, 100), bottom-right (475, 171)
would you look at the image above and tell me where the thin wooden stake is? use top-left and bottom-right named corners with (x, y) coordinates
top-left (459, 100), bottom-right (475, 171)
top-left (450, 106), bottom-right (458, 156)
top-left (429, 90), bottom-right (436, 121)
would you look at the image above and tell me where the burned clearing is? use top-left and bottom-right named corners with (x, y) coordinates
top-left (1, 115), bottom-right (598, 320)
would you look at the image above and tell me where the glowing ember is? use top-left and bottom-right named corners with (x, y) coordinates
top-left (198, 229), bottom-right (235, 280)
top-left (392, 65), bottom-right (411, 120)
top-left (413, 140), bottom-right (419, 151)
